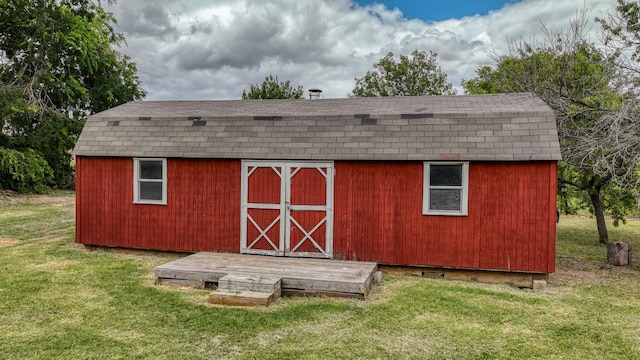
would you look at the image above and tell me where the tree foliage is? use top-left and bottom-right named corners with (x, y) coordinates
top-left (242, 75), bottom-right (304, 99)
top-left (0, 147), bottom-right (52, 193)
top-left (462, 12), bottom-right (639, 243)
top-left (0, 0), bottom-right (145, 191)
top-left (351, 50), bottom-right (456, 97)
top-left (597, 0), bottom-right (640, 67)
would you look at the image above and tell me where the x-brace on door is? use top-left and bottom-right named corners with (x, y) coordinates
top-left (240, 161), bottom-right (333, 258)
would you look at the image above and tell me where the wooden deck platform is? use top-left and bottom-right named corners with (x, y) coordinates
top-left (155, 252), bottom-right (378, 302)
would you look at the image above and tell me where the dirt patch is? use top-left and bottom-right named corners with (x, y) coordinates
top-left (553, 255), bottom-right (604, 285)
top-left (1, 192), bottom-right (75, 211)
top-left (550, 267), bottom-right (604, 287)
top-left (551, 255), bottom-right (640, 287)
top-left (28, 194), bottom-right (74, 206)
top-left (0, 237), bottom-right (20, 247)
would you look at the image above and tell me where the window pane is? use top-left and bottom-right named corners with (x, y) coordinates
top-left (429, 189), bottom-right (461, 211)
top-left (430, 165), bottom-right (462, 186)
top-left (140, 182), bottom-right (163, 200)
top-left (140, 161), bottom-right (163, 179)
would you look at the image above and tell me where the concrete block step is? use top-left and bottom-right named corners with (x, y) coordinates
top-left (218, 273), bottom-right (282, 297)
top-left (209, 289), bottom-right (279, 307)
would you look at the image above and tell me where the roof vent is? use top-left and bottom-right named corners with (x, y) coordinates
top-left (401, 113), bottom-right (434, 119)
top-left (107, 121), bottom-right (120, 126)
top-left (138, 116), bottom-right (151, 120)
top-left (309, 89), bottom-right (323, 99)
top-left (253, 116), bottom-right (282, 121)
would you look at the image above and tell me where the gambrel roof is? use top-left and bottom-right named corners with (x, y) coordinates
top-left (73, 93), bottom-right (561, 161)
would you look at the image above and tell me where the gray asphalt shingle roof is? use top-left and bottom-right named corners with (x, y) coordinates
top-left (73, 93), bottom-right (561, 161)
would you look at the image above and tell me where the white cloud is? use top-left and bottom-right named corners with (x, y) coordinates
top-left (106, 0), bottom-right (618, 100)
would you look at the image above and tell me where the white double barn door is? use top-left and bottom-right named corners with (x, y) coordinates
top-left (240, 161), bottom-right (333, 258)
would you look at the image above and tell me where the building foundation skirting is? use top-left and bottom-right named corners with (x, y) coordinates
top-left (378, 265), bottom-right (549, 289)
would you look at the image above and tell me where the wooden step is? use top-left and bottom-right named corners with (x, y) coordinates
top-left (209, 289), bottom-right (279, 307)
top-left (217, 273), bottom-right (282, 297)
top-left (155, 252), bottom-right (378, 298)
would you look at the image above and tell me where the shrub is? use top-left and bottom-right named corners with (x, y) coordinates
top-left (0, 147), bottom-right (53, 193)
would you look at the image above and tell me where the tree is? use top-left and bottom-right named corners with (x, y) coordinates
top-left (595, 0), bottom-right (640, 228)
top-left (597, 0), bottom-right (640, 76)
top-left (0, 0), bottom-right (145, 190)
top-left (462, 13), bottom-right (639, 244)
top-left (242, 75), bottom-right (304, 99)
top-left (351, 50), bottom-right (456, 97)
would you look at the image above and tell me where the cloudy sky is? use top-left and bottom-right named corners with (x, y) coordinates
top-left (105, 0), bottom-right (618, 100)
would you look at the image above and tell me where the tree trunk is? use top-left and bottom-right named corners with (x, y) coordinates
top-left (563, 195), bottom-right (571, 215)
top-left (589, 187), bottom-right (608, 244)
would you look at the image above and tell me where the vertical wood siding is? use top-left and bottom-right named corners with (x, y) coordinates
top-left (76, 157), bottom-right (240, 252)
top-left (332, 161), bottom-right (556, 273)
top-left (76, 158), bottom-right (556, 273)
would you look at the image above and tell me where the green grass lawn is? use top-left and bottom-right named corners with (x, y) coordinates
top-left (1, 194), bottom-right (640, 359)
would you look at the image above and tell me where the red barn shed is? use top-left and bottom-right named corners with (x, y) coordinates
top-left (73, 93), bottom-right (561, 277)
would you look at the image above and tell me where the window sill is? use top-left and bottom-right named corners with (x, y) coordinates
top-left (423, 211), bottom-right (468, 216)
top-left (133, 200), bottom-right (167, 206)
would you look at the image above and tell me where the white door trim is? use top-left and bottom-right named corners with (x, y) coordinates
top-left (240, 160), bottom-right (334, 258)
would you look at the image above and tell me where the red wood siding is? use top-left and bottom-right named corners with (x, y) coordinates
top-left (76, 157), bottom-right (240, 252)
top-left (333, 161), bottom-right (556, 273)
top-left (76, 158), bottom-right (556, 273)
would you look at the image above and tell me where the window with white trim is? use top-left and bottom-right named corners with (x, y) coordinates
top-left (423, 162), bottom-right (468, 216)
top-left (133, 158), bottom-right (167, 204)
